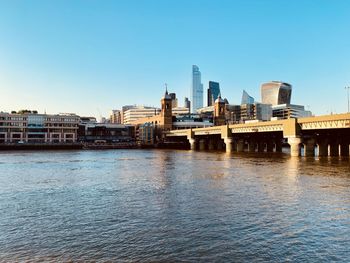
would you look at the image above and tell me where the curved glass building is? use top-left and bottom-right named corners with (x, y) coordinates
top-left (261, 81), bottom-right (292, 106)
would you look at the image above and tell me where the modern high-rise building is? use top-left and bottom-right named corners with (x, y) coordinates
top-left (184, 97), bottom-right (191, 111)
top-left (191, 65), bottom-right (203, 113)
top-left (169, 92), bottom-right (178, 108)
top-left (207, 81), bottom-right (220, 106)
top-left (241, 90), bottom-right (255, 104)
top-left (261, 81), bottom-right (292, 106)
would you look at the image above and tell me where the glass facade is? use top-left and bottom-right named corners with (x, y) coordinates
top-left (207, 81), bottom-right (220, 106)
top-left (241, 90), bottom-right (255, 104)
top-left (261, 81), bottom-right (292, 106)
top-left (191, 65), bottom-right (203, 113)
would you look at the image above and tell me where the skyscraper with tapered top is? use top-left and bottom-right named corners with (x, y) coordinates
top-left (191, 65), bottom-right (203, 112)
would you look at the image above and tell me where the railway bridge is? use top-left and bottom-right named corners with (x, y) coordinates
top-left (165, 113), bottom-right (350, 157)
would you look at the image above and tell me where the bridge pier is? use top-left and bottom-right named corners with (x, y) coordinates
top-left (199, 139), bottom-right (207, 151)
top-left (275, 140), bottom-right (282, 152)
top-left (288, 137), bottom-right (301, 157)
top-left (257, 141), bottom-right (265, 152)
top-left (188, 138), bottom-right (196, 150)
top-left (340, 143), bottom-right (349, 157)
top-left (317, 142), bottom-right (328, 157)
top-left (329, 143), bottom-right (339, 157)
top-left (217, 139), bottom-right (224, 150)
top-left (224, 137), bottom-right (233, 153)
top-left (236, 139), bottom-right (245, 152)
top-left (208, 139), bottom-right (215, 150)
top-left (266, 141), bottom-right (274, 152)
top-left (248, 139), bottom-right (256, 152)
top-left (304, 138), bottom-right (316, 157)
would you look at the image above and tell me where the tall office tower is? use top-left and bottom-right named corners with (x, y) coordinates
top-left (261, 81), bottom-right (292, 106)
top-left (191, 65), bottom-right (203, 112)
top-left (207, 81), bottom-right (221, 106)
top-left (184, 97), bottom-right (191, 111)
top-left (241, 90), bottom-right (255, 104)
top-left (169, 92), bottom-right (178, 108)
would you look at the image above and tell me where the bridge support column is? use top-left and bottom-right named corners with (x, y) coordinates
top-left (199, 139), bottom-right (206, 151)
top-left (288, 137), bottom-right (301, 157)
top-left (217, 139), bottom-right (224, 150)
top-left (223, 137), bottom-right (233, 153)
top-left (266, 141), bottom-right (274, 152)
top-left (236, 139), bottom-right (245, 152)
top-left (248, 140), bottom-right (255, 152)
top-left (188, 138), bottom-right (196, 151)
top-left (304, 139), bottom-right (316, 157)
top-left (275, 140), bottom-right (282, 152)
top-left (340, 143), bottom-right (349, 157)
top-left (317, 142), bottom-right (328, 157)
top-left (257, 141), bottom-right (265, 152)
top-left (208, 139), bottom-right (215, 150)
top-left (329, 143), bottom-right (339, 157)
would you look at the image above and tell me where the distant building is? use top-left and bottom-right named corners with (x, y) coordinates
top-left (272, 104), bottom-right (312, 119)
top-left (138, 122), bottom-right (155, 145)
top-left (241, 90), bottom-right (255, 104)
top-left (80, 116), bottom-right (97, 124)
top-left (214, 96), bottom-right (226, 126)
top-left (184, 97), bottom-right (191, 111)
top-left (172, 107), bottom-right (190, 115)
top-left (240, 103), bottom-right (272, 122)
top-left (122, 106), bottom-right (160, 125)
top-left (172, 115), bottom-right (213, 130)
top-left (191, 65), bottom-right (203, 112)
top-left (261, 81), bottom-right (292, 106)
top-left (0, 111), bottom-right (79, 143)
top-left (131, 89), bottom-right (173, 131)
top-left (226, 105), bottom-right (241, 124)
top-left (207, 81), bottom-right (220, 106)
top-left (169, 93), bottom-right (178, 108)
top-left (78, 123), bottom-right (135, 143)
top-left (110, 110), bottom-right (121, 124)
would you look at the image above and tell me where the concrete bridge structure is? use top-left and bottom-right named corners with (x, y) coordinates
top-left (166, 113), bottom-right (350, 157)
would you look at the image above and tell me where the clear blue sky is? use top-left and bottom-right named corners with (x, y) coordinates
top-left (1, 0), bottom-right (349, 118)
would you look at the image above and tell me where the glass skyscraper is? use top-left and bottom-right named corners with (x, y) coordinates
top-left (261, 81), bottom-right (292, 106)
top-left (207, 81), bottom-right (220, 106)
top-left (241, 90), bottom-right (255, 104)
top-left (191, 65), bottom-right (203, 112)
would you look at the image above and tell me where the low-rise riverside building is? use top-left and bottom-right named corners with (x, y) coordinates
top-left (0, 111), bottom-right (80, 143)
top-left (78, 122), bottom-right (135, 143)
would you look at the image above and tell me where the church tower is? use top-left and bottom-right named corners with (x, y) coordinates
top-left (160, 87), bottom-right (173, 131)
top-left (214, 95), bottom-right (226, 126)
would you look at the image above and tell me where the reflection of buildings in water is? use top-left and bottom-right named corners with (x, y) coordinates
top-left (150, 150), bottom-right (174, 191)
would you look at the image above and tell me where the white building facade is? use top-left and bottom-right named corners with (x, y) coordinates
top-left (122, 106), bottom-right (161, 125)
top-left (0, 112), bottom-right (80, 143)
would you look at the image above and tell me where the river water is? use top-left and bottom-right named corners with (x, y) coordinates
top-left (0, 150), bottom-right (349, 262)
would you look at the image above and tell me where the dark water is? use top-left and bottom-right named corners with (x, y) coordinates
top-left (0, 150), bottom-right (349, 262)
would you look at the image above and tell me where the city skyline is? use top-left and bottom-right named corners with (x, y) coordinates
top-left (1, 0), bottom-right (350, 117)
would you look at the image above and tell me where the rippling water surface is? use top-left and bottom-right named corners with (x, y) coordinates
top-left (0, 149), bottom-right (349, 262)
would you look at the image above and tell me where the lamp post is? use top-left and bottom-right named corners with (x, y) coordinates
top-left (346, 86), bottom-right (350, 113)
